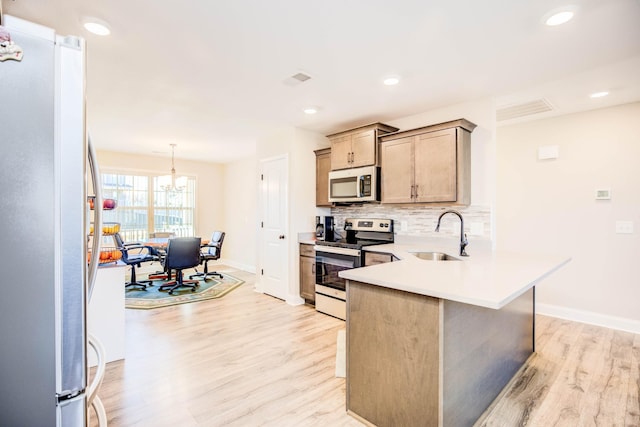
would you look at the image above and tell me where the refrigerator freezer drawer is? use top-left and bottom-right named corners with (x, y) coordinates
top-left (57, 393), bottom-right (86, 427)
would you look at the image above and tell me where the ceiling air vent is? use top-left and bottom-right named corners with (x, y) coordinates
top-left (292, 72), bottom-right (311, 82)
top-left (283, 72), bottom-right (312, 86)
top-left (496, 98), bottom-right (553, 121)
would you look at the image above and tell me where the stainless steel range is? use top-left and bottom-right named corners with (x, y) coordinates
top-left (314, 218), bottom-right (394, 320)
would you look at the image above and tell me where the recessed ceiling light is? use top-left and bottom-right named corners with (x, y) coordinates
top-left (303, 107), bottom-right (318, 115)
top-left (543, 6), bottom-right (578, 26)
top-left (82, 18), bottom-right (111, 36)
top-left (383, 76), bottom-right (401, 86)
top-left (590, 91), bottom-right (609, 99)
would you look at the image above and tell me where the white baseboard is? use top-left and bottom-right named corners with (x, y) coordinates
top-left (220, 258), bottom-right (256, 274)
top-left (537, 303), bottom-right (640, 335)
top-left (286, 295), bottom-right (305, 306)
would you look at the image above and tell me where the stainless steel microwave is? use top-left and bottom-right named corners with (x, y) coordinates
top-left (328, 165), bottom-right (379, 203)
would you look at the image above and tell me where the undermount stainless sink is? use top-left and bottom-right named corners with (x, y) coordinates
top-left (410, 251), bottom-right (460, 261)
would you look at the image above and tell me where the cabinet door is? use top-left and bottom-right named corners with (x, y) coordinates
top-left (330, 135), bottom-right (352, 170)
top-left (380, 137), bottom-right (414, 203)
top-left (315, 150), bottom-right (332, 207)
top-left (300, 255), bottom-right (316, 302)
top-left (414, 129), bottom-right (457, 203)
top-left (350, 129), bottom-right (376, 168)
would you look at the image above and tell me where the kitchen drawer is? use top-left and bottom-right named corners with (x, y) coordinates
top-left (300, 243), bottom-right (315, 257)
top-left (364, 251), bottom-right (394, 266)
top-left (315, 293), bottom-right (346, 321)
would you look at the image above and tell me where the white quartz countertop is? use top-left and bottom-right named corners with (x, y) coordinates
top-left (339, 241), bottom-right (571, 309)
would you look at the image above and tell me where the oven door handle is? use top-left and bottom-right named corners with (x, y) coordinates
top-left (314, 245), bottom-right (361, 257)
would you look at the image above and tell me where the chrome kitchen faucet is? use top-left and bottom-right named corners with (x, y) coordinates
top-left (435, 210), bottom-right (469, 257)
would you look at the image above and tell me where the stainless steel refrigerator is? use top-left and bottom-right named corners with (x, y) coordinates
top-left (0, 15), bottom-right (101, 426)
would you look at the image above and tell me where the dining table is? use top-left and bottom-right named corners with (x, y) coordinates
top-left (141, 237), bottom-right (209, 280)
top-left (142, 237), bottom-right (209, 248)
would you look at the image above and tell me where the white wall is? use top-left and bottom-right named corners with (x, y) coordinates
top-left (255, 127), bottom-right (330, 303)
top-left (289, 128), bottom-right (331, 300)
top-left (96, 150), bottom-right (225, 237)
top-left (496, 102), bottom-right (640, 333)
top-left (222, 156), bottom-right (258, 272)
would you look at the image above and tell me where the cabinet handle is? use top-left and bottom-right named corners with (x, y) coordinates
top-left (312, 263), bottom-right (316, 274)
top-left (410, 185), bottom-right (415, 199)
top-left (414, 184), bottom-right (419, 199)
top-left (350, 152), bottom-right (354, 163)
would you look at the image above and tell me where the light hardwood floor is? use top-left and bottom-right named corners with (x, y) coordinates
top-left (92, 268), bottom-right (640, 427)
top-left (477, 315), bottom-right (640, 427)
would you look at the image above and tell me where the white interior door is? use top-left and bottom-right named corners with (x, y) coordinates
top-left (260, 156), bottom-right (288, 300)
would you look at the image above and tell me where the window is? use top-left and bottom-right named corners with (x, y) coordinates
top-left (102, 171), bottom-right (196, 241)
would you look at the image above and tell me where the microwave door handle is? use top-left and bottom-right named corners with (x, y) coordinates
top-left (358, 175), bottom-right (364, 198)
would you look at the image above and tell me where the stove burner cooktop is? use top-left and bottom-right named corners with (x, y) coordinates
top-left (315, 239), bottom-right (385, 250)
top-left (315, 218), bottom-right (394, 250)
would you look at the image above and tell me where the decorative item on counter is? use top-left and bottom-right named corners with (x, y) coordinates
top-left (88, 196), bottom-right (117, 210)
top-left (0, 25), bottom-right (24, 62)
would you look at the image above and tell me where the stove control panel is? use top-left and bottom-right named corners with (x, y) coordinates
top-left (344, 218), bottom-right (393, 232)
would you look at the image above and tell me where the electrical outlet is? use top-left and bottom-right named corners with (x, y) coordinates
top-left (615, 221), bottom-right (634, 234)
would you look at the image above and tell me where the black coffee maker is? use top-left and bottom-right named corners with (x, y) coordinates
top-left (315, 216), bottom-right (334, 241)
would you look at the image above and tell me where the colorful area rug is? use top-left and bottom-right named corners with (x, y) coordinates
top-left (125, 272), bottom-right (244, 309)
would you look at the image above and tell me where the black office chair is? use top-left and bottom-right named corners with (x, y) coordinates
top-left (190, 231), bottom-right (225, 281)
top-left (114, 233), bottom-right (159, 290)
top-left (158, 237), bottom-right (202, 295)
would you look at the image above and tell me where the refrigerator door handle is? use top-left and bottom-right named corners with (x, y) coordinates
top-left (87, 136), bottom-right (103, 300)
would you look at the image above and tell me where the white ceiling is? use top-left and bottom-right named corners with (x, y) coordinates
top-left (5, 0), bottom-right (640, 163)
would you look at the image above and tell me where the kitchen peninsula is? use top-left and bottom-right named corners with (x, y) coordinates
top-left (340, 243), bottom-right (570, 427)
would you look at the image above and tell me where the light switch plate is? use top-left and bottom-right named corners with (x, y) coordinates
top-left (400, 221), bottom-right (408, 232)
top-left (538, 145), bottom-right (559, 160)
top-left (615, 221), bottom-right (634, 234)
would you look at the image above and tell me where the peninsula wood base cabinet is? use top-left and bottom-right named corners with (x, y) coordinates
top-left (346, 281), bottom-right (534, 427)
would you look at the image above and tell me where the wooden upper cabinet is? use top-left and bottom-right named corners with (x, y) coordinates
top-left (350, 129), bottom-right (376, 168)
top-left (327, 123), bottom-right (398, 171)
top-left (380, 119), bottom-right (476, 205)
top-left (314, 148), bottom-right (332, 207)
top-left (380, 136), bottom-right (414, 204)
top-left (329, 135), bottom-right (352, 171)
top-left (414, 129), bottom-right (457, 203)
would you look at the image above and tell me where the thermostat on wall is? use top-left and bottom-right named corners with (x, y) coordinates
top-left (595, 188), bottom-right (611, 200)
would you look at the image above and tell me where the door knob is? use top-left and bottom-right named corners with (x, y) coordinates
top-left (279, 235), bottom-right (285, 239)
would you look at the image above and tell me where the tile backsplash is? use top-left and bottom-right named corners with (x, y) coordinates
top-left (330, 204), bottom-right (492, 240)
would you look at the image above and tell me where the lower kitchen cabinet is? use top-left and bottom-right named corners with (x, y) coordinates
top-left (364, 251), bottom-right (394, 266)
top-left (299, 243), bottom-right (315, 303)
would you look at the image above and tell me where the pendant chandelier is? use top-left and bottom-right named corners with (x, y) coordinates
top-left (163, 144), bottom-right (185, 193)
